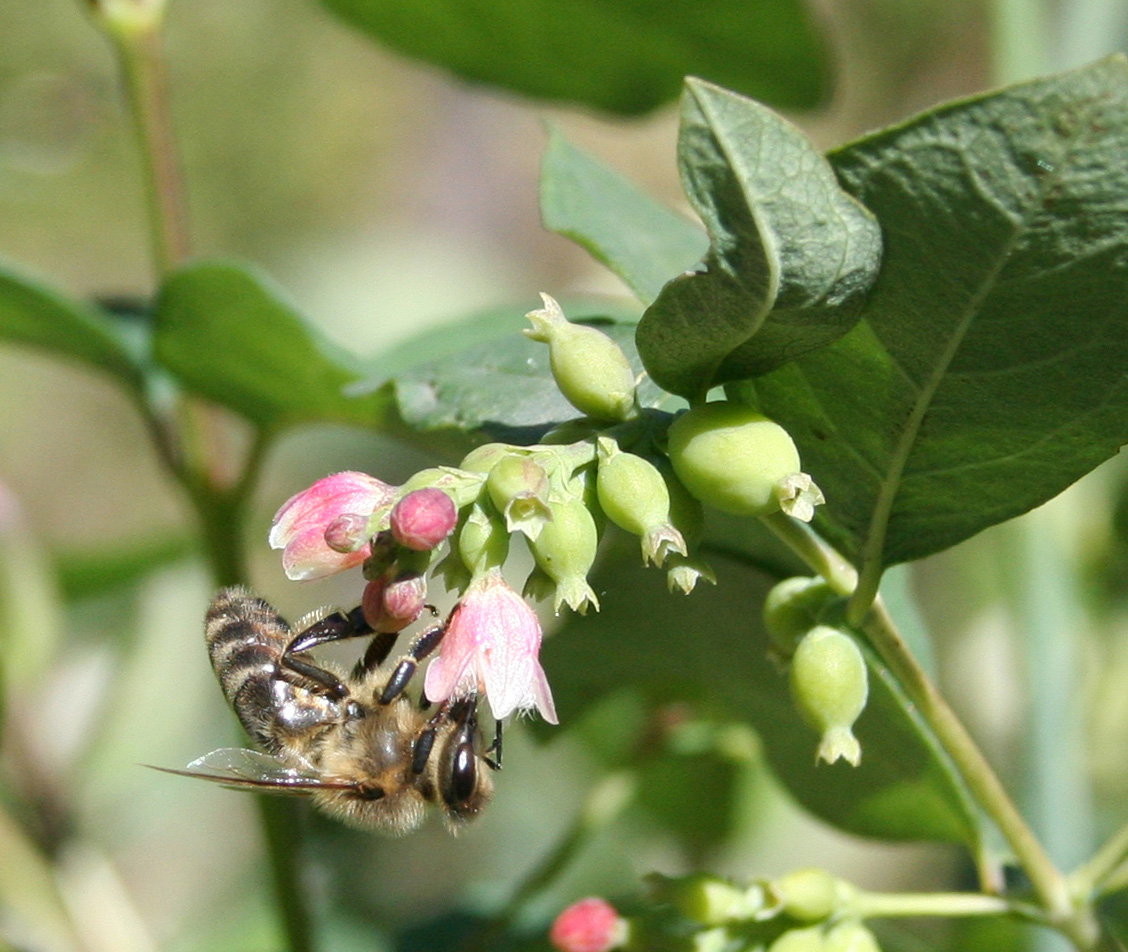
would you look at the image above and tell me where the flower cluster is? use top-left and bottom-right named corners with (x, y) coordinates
top-left (268, 296), bottom-right (824, 728)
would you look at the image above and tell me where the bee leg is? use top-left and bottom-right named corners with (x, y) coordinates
top-left (484, 719), bottom-right (503, 771)
top-left (411, 700), bottom-right (453, 774)
top-left (287, 605), bottom-right (373, 654)
top-left (279, 654), bottom-right (350, 699)
top-left (280, 605), bottom-right (377, 698)
top-left (352, 630), bottom-right (399, 678)
top-left (378, 621), bottom-right (447, 705)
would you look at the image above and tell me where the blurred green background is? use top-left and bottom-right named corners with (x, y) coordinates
top-left (2, 1), bottom-right (1128, 950)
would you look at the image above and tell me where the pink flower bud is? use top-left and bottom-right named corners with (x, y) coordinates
top-left (360, 574), bottom-right (427, 633)
top-left (269, 472), bottom-right (396, 581)
top-left (550, 898), bottom-right (626, 952)
top-left (424, 569), bottom-right (557, 724)
top-left (390, 488), bottom-right (458, 551)
top-left (324, 513), bottom-right (370, 553)
top-left (383, 573), bottom-right (427, 628)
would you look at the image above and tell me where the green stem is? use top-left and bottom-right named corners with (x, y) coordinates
top-left (850, 889), bottom-right (1017, 921)
top-left (760, 512), bottom-right (858, 596)
top-left (89, 6), bottom-right (314, 950)
top-left (257, 799), bottom-right (316, 952)
top-left (1073, 820), bottom-right (1128, 898)
top-left (462, 772), bottom-right (635, 952)
top-left (759, 513), bottom-right (1081, 942)
top-left (101, 10), bottom-right (190, 277)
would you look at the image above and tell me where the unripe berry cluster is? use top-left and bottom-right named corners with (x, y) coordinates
top-left (554, 868), bottom-right (880, 952)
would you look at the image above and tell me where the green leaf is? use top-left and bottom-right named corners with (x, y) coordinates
top-left (543, 536), bottom-right (982, 844)
top-left (636, 79), bottom-right (882, 400)
top-left (55, 535), bottom-right (196, 602)
top-left (318, 0), bottom-right (830, 116)
top-left (153, 261), bottom-right (392, 430)
top-left (540, 130), bottom-right (708, 305)
top-left (0, 261), bottom-right (144, 387)
top-left (745, 56), bottom-right (1128, 568)
top-left (388, 300), bottom-right (677, 438)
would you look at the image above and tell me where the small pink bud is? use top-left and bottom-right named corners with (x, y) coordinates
top-left (550, 898), bottom-right (625, 952)
top-left (424, 569), bottom-right (557, 724)
top-left (270, 472), bottom-right (396, 581)
top-left (324, 513), bottom-right (370, 553)
top-left (360, 574), bottom-right (427, 633)
top-left (361, 577), bottom-right (389, 630)
top-left (383, 573), bottom-right (427, 627)
top-left (390, 488), bottom-right (458, 551)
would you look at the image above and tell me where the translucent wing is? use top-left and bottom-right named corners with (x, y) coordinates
top-left (148, 747), bottom-right (357, 793)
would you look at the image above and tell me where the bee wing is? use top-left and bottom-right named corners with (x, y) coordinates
top-left (148, 748), bottom-right (357, 794)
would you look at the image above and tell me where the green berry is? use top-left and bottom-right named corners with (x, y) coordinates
top-left (763, 577), bottom-right (836, 658)
top-left (525, 293), bottom-right (636, 423)
top-left (530, 496), bottom-right (600, 613)
top-left (790, 626), bottom-right (869, 767)
top-left (768, 926), bottom-right (827, 952)
top-left (773, 869), bottom-right (851, 923)
top-left (596, 437), bottom-right (685, 566)
top-left (824, 922), bottom-right (881, 952)
top-left (667, 402), bottom-right (803, 517)
top-left (486, 453), bottom-right (552, 540)
top-left (456, 502), bottom-right (510, 576)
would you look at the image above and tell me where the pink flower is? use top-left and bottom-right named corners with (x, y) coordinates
top-left (550, 898), bottom-right (626, 952)
top-left (424, 569), bottom-right (558, 724)
top-left (390, 488), bottom-right (458, 551)
top-left (269, 471), bottom-right (396, 581)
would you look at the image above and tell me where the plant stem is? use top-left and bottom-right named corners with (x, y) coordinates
top-left (850, 889), bottom-right (1017, 921)
top-left (1072, 820), bottom-right (1128, 898)
top-left (462, 772), bottom-right (635, 952)
top-left (759, 513), bottom-right (1087, 944)
top-left (92, 10), bottom-right (314, 947)
top-left (103, 12), bottom-right (190, 277)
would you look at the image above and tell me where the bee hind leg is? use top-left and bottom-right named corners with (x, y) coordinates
top-left (281, 605), bottom-right (375, 699)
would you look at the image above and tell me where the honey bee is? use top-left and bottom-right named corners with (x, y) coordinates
top-left (161, 587), bottom-right (497, 834)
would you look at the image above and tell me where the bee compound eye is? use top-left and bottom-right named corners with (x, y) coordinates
top-left (448, 743), bottom-right (478, 806)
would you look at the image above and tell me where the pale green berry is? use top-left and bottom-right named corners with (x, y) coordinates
top-left (824, 922), bottom-right (881, 952)
top-left (525, 293), bottom-right (636, 423)
top-left (667, 402), bottom-right (813, 518)
top-left (460, 442), bottom-right (513, 474)
top-left (486, 453), bottom-right (552, 540)
top-left (398, 465), bottom-right (486, 509)
top-left (530, 496), bottom-right (600, 613)
top-left (768, 926), bottom-right (827, 952)
top-left (456, 502), bottom-right (510, 577)
top-left (790, 626), bottom-right (869, 767)
top-left (763, 577), bottom-right (836, 658)
top-left (773, 868), bottom-right (853, 923)
top-left (596, 437), bottom-right (686, 566)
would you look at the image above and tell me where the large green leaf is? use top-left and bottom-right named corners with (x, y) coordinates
top-left (744, 56), bottom-right (1128, 569)
top-left (540, 130), bottom-right (708, 305)
top-left (637, 79), bottom-right (882, 400)
top-left (0, 262), bottom-right (144, 388)
top-left (153, 261), bottom-right (391, 430)
top-left (542, 536), bottom-right (982, 845)
top-left (318, 0), bottom-right (830, 116)
top-left (387, 301), bottom-right (678, 437)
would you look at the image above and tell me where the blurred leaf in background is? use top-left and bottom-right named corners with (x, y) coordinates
top-left (319, 0), bottom-right (833, 114)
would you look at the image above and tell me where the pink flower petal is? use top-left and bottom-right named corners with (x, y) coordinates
top-left (423, 570), bottom-right (556, 724)
top-left (269, 471), bottom-right (395, 581)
